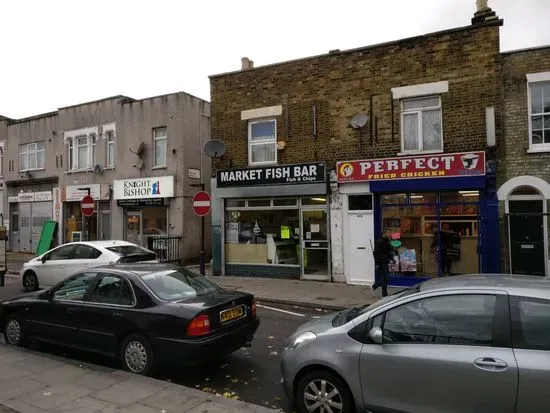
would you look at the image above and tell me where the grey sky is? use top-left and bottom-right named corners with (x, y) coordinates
top-left (1, 0), bottom-right (549, 119)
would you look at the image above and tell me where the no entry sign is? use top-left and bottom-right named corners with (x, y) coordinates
top-left (192, 191), bottom-right (211, 217)
top-left (81, 195), bottom-right (95, 217)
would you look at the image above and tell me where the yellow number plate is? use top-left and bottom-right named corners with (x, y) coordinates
top-left (220, 306), bottom-right (245, 323)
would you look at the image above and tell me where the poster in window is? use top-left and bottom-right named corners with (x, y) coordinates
top-left (399, 249), bottom-right (417, 272)
top-left (226, 222), bottom-right (239, 244)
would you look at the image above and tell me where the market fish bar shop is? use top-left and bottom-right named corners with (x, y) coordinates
top-left (336, 151), bottom-right (499, 287)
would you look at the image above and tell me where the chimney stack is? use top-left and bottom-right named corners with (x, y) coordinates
top-left (241, 57), bottom-right (254, 70)
top-left (472, 0), bottom-right (498, 24)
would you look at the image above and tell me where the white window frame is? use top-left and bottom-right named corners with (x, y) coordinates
top-left (19, 141), bottom-right (45, 172)
top-left (248, 119), bottom-right (277, 166)
top-left (106, 130), bottom-right (115, 167)
top-left (153, 127), bottom-right (167, 168)
top-left (527, 72), bottom-right (550, 153)
top-left (66, 134), bottom-right (96, 171)
top-left (400, 96), bottom-right (443, 155)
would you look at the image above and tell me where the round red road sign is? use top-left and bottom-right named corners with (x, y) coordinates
top-left (81, 195), bottom-right (95, 217)
top-left (192, 191), bottom-right (211, 216)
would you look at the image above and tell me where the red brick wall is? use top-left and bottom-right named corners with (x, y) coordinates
top-left (210, 22), bottom-right (502, 172)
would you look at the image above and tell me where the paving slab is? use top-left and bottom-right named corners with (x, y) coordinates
top-left (0, 377), bottom-right (48, 403)
top-left (139, 388), bottom-right (204, 411)
top-left (94, 379), bottom-right (166, 407)
top-left (54, 397), bottom-right (118, 413)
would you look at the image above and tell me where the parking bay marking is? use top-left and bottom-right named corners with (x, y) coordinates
top-left (257, 304), bottom-right (306, 317)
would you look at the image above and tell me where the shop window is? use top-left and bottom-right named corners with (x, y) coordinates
top-left (401, 96), bottom-right (442, 153)
top-left (153, 127), bottom-right (167, 167)
top-left (226, 199), bottom-right (246, 208)
top-left (64, 202), bottom-right (97, 242)
top-left (248, 199), bottom-right (271, 207)
top-left (224, 209), bottom-right (300, 265)
top-left (273, 198), bottom-right (298, 207)
top-left (302, 197), bottom-right (327, 206)
top-left (348, 195), bottom-right (373, 211)
top-left (143, 207), bottom-right (168, 235)
top-left (410, 193), bottom-right (436, 204)
top-left (529, 81), bottom-right (550, 149)
top-left (248, 119), bottom-right (277, 165)
top-left (19, 142), bottom-right (45, 171)
top-left (382, 194), bottom-right (407, 204)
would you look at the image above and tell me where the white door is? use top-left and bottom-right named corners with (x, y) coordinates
top-left (346, 213), bottom-right (375, 285)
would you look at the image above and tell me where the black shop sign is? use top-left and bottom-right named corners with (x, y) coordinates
top-left (217, 162), bottom-right (326, 188)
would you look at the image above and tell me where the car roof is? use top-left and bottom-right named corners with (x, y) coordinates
top-left (419, 274), bottom-right (550, 299)
top-left (93, 262), bottom-right (185, 277)
top-left (62, 240), bottom-right (138, 248)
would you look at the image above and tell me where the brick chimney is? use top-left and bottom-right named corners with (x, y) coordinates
top-left (472, 0), bottom-right (498, 24)
top-left (241, 57), bottom-right (254, 70)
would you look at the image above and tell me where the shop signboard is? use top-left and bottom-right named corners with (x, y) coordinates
top-left (63, 184), bottom-right (101, 202)
top-left (217, 162), bottom-right (326, 188)
top-left (113, 175), bottom-right (174, 200)
top-left (117, 198), bottom-right (166, 207)
top-left (336, 151), bottom-right (485, 183)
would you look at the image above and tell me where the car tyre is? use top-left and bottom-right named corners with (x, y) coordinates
top-left (120, 334), bottom-right (155, 376)
top-left (3, 315), bottom-right (30, 347)
top-left (296, 369), bottom-right (354, 413)
top-left (22, 271), bottom-right (39, 292)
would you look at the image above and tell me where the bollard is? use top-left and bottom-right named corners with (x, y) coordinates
top-left (0, 270), bottom-right (4, 287)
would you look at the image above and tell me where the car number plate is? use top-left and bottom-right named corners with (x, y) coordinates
top-left (220, 306), bottom-right (245, 323)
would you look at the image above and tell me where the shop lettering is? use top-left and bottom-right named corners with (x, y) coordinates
top-left (366, 171), bottom-right (446, 180)
top-left (359, 156), bottom-right (455, 175)
top-left (219, 164), bottom-right (318, 183)
top-left (123, 180), bottom-right (161, 197)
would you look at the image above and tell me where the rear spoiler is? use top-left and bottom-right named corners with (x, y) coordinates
top-left (115, 252), bottom-right (157, 263)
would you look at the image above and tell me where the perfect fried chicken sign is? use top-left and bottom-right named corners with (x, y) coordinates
top-left (336, 151), bottom-right (485, 183)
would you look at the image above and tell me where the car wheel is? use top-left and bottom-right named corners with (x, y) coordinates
top-left (296, 369), bottom-right (354, 413)
top-left (3, 315), bottom-right (29, 347)
top-left (22, 271), bottom-right (39, 292)
top-left (120, 334), bottom-right (155, 376)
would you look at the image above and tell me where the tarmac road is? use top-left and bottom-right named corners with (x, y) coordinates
top-left (0, 279), bottom-right (334, 412)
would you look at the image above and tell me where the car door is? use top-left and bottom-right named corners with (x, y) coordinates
top-left (26, 272), bottom-right (98, 345)
top-left (37, 244), bottom-right (76, 286)
top-left (509, 295), bottom-right (550, 413)
top-left (76, 273), bottom-right (137, 355)
top-left (71, 244), bottom-right (104, 273)
top-left (360, 291), bottom-right (518, 413)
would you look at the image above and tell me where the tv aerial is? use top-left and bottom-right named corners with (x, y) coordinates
top-left (350, 113), bottom-right (369, 129)
top-left (204, 139), bottom-right (227, 159)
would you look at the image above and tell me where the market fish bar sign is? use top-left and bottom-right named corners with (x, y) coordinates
top-left (217, 162), bottom-right (326, 187)
top-left (337, 151), bottom-right (485, 183)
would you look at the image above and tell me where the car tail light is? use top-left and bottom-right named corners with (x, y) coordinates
top-left (251, 299), bottom-right (257, 317)
top-left (187, 314), bottom-right (211, 336)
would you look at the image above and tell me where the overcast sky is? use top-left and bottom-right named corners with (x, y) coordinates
top-left (1, 0), bottom-right (549, 119)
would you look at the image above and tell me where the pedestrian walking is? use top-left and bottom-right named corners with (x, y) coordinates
top-left (372, 228), bottom-right (396, 297)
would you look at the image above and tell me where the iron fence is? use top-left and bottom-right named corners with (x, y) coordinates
top-left (147, 235), bottom-right (182, 264)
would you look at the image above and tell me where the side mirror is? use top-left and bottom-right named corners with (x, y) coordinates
top-left (368, 326), bottom-right (383, 344)
top-left (41, 255), bottom-right (47, 263)
top-left (38, 290), bottom-right (52, 300)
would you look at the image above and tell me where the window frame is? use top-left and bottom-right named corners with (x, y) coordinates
top-left (527, 78), bottom-right (550, 152)
top-left (510, 295), bottom-right (550, 351)
top-left (46, 244), bottom-right (76, 261)
top-left (19, 141), bottom-right (45, 172)
top-left (50, 272), bottom-right (98, 302)
top-left (106, 130), bottom-right (115, 167)
top-left (248, 118), bottom-right (277, 166)
top-left (87, 273), bottom-right (137, 307)
top-left (400, 96), bottom-right (443, 155)
top-left (153, 127), bottom-right (167, 168)
top-left (66, 134), bottom-right (96, 171)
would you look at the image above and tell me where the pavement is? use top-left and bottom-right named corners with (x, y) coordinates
top-left (0, 342), bottom-right (279, 413)
top-left (5, 252), bottom-right (393, 310)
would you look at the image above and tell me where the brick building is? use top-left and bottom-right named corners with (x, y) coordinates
top-left (209, 5), bottom-right (502, 284)
top-left (497, 46), bottom-right (550, 276)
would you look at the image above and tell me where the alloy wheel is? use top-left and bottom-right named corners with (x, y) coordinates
top-left (24, 273), bottom-right (37, 291)
top-left (5, 319), bottom-right (22, 345)
top-left (303, 379), bottom-right (344, 413)
top-left (124, 341), bottom-right (148, 373)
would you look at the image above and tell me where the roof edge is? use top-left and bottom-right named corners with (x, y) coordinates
top-left (209, 19), bottom-right (503, 79)
top-left (501, 44), bottom-right (550, 55)
top-left (58, 95), bottom-right (135, 110)
top-left (122, 90), bottom-right (210, 105)
top-left (7, 111), bottom-right (58, 125)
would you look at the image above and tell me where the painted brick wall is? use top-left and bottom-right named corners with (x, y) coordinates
top-left (210, 21), bottom-right (502, 172)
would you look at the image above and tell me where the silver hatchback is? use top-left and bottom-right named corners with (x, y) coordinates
top-left (281, 274), bottom-right (550, 413)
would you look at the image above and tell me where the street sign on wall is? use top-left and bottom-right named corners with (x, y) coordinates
top-left (192, 191), bottom-right (211, 217)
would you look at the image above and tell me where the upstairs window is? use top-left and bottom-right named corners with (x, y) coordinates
top-left (66, 134), bottom-right (96, 171)
top-left (19, 142), bottom-right (45, 171)
top-left (401, 96), bottom-right (443, 153)
top-left (529, 82), bottom-right (550, 148)
top-left (153, 127), bottom-right (167, 167)
top-left (106, 130), bottom-right (115, 167)
top-left (248, 119), bottom-right (276, 165)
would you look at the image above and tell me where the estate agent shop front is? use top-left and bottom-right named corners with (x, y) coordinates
top-left (213, 162), bottom-right (330, 281)
top-left (336, 151), bottom-right (499, 287)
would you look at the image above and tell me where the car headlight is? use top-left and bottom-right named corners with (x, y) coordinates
top-left (286, 331), bottom-right (317, 351)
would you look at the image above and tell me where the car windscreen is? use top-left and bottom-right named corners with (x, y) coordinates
top-left (139, 269), bottom-right (221, 301)
top-left (106, 245), bottom-right (157, 262)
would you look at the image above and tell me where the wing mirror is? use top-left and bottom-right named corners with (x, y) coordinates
top-left (368, 326), bottom-right (383, 344)
top-left (41, 255), bottom-right (48, 263)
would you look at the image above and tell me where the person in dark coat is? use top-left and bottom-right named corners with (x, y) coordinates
top-left (372, 228), bottom-right (396, 297)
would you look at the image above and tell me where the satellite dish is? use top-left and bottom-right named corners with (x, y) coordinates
top-left (204, 139), bottom-right (226, 158)
top-left (93, 164), bottom-right (103, 174)
top-left (350, 113), bottom-right (369, 129)
top-left (129, 141), bottom-right (145, 158)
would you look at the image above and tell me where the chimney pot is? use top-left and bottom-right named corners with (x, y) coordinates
top-left (241, 57), bottom-right (253, 70)
top-left (476, 0), bottom-right (489, 12)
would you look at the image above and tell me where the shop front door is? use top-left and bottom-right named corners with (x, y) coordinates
top-left (125, 212), bottom-right (142, 246)
top-left (347, 212), bottom-right (375, 285)
top-left (301, 209), bottom-right (330, 281)
top-left (19, 203), bottom-right (32, 253)
top-left (508, 200), bottom-right (546, 276)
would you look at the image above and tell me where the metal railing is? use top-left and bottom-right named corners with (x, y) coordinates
top-left (146, 235), bottom-right (182, 264)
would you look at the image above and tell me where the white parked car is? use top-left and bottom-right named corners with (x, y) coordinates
top-left (20, 240), bottom-right (158, 292)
